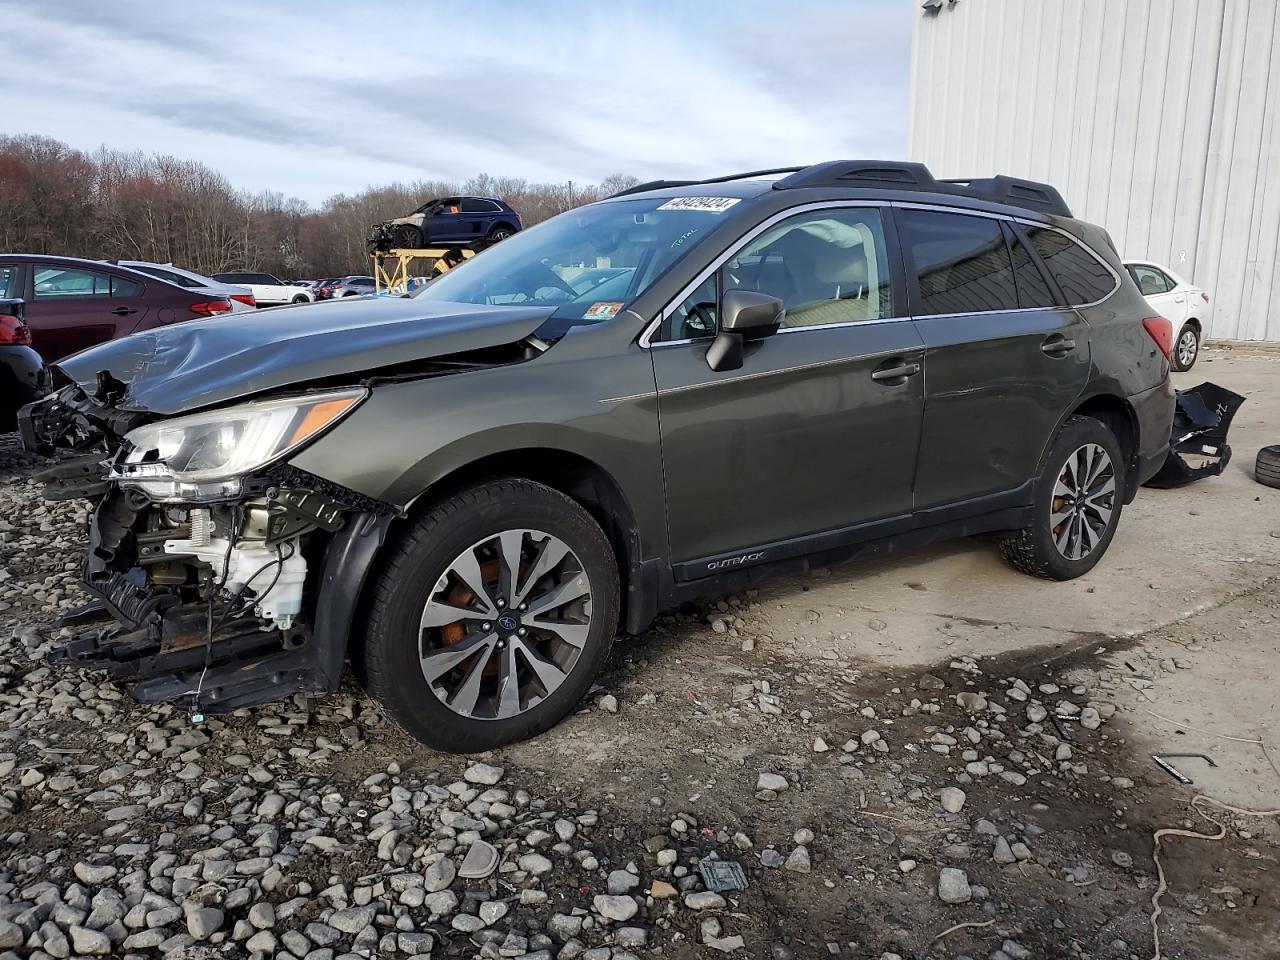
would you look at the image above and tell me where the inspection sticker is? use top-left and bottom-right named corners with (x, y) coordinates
top-left (657, 196), bottom-right (742, 213)
top-left (583, 301), bottom-right (624, 320)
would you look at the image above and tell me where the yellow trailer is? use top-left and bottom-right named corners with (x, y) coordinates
top-left (372, 247), bottom-right (475, 297)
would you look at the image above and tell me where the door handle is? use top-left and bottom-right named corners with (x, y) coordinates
top-left (870, 361), bottom-right (921, 382)
top-left (110, 306), bottom-right (138, 316)
top-left (1041, 336), bottom-right (1075, 356)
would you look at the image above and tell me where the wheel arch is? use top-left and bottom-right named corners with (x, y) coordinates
top-left (360, 446), bottom-right (655, 649)
top-left (1061, 392), bottom-right (1140, 502)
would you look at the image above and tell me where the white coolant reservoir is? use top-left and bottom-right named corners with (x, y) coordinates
top-left (163, 535), bottom-right (308, 629)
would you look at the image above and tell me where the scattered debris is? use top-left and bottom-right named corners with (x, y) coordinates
top-left (1152, 752), bottom-right (1218, 785)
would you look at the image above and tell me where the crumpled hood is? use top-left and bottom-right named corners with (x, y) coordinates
top-left (55, 297), bottom-right (554, 415)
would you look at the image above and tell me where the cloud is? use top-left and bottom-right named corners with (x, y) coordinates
top-left (1, 0), bottom-right (910, 204)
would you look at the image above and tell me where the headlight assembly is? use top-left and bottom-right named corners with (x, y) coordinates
top-left (112, 388), bottom-right (366, 502)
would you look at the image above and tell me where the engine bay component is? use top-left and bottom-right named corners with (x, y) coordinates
top-left (162, 533), bottom-right (307, 628)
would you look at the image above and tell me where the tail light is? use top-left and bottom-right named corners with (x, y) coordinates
top-left (1142, 316), bottom-right (1173, 359)
top-left (190, 299), bottom-right (233, 317)
top-left (0, 314), bottom-right (32, 345)
top-left (1201, 291), bottom-right (1210, 304)
top-left (229, 293), bottom-right (256, 308)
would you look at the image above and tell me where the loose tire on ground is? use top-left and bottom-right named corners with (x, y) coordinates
top-left (1257, 445), bottom-right (1280, 490)
top-left (358, 478), bottom-right (620, 752)
top-left (999, 415), bottom-right (1126, 580)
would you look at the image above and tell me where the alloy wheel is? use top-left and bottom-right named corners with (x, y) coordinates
top-left (491, 229), bottom-right (512, 241)
top-left (418, 529), bottom-right (592, 720)
top-left (1177, 329), bottom-right (1198, 368)
top-left (1050, 443), bottom-right (1116, 560)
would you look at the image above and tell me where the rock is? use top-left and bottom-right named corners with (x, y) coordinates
top-left (1111, 850), bottom-right (1134, 869)
top-left (425, 857), bottom-right (457, 891)
top-left (1111, 776), bottom-right (1135, 790)
top-left (464, 762), bottom-right (505, 785)
top-left (246, 930), bottom-right (278, 953)
top-left (918, 673), bottom-right (946, 690)
top-left (593, 895), bottom-right (638, 922)
top-left (608, 869), bottom-right (640, 894)
top-left (519, 852), bottom-right (554, 875)
top-left (598, 694), bottom-right (619, 713)
top-left (1026, 703), bottom-right (1048, 723)
top-left (69, 926), bottom-right (112, 956)
top-left (705, 934), bottom-right (747, 952)
top-left (813, 736), bottom-right (829, 753)
top-left (937, 867), bottom-right (972, 904)
top-left (650, 880), bottom-right (678, 899)
top-left (784, 846), bottom-right (811, 873)
top-left (0, 921), bottom-right (20, 950)
top-left (940, 786), bottom-right (967, 814)
top-left (685, 891), bottom-right (727, 910)
top-left (955, 692), bottom-right (987, 712)
top-left (898, 859), bottom-right (917, 873)
top-left (249, 902), bottom-right (276, 929)
top-left (73, 862), bottom-right (118, 885)
top-left (756, 772), bottom-right (789, 793)
top-left (993, 837), bottom-right (1017, 864)
top-left (185, 905), bottom-right (224, 940)
top-left (330, 904), bottom-right (376, 934)
top-left (1080, 707), bottom-right (1102, 730)
top-left (479, 900), bottom-right (509, 925)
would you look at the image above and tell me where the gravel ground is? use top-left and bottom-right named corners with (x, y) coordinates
top-left (1, 432), bottom-right (1277, 960)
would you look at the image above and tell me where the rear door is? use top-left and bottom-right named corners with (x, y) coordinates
top-left (25, 263), bottom-right (150, 361)
top-left (897, 207), bottom-right (1091, 515)
top-left (650, 204), bottom-right (926, 574)
top-left (460, 198), bottom-right (497, 240)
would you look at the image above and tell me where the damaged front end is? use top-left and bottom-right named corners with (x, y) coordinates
top-left (20, 383), bottom-right (395, 714)
top-left (1145, 382), bottom-right (1246, 489)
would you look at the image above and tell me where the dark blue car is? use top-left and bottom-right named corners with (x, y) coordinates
top-left (372, 196), bottom-right (522, 251)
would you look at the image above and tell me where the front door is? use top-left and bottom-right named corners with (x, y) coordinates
top-left (896, 208), bottom-right (1091, 513)
top-left (650, 205), bottom-right (926, 576)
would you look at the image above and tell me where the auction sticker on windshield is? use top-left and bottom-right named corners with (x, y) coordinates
top-left (583, 301), bottom-right (624, 320)
top-left (657, 197), bottom-right (741, 213)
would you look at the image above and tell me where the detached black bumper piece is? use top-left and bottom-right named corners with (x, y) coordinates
top-left (1145, 382), bottom-right (1245, 489)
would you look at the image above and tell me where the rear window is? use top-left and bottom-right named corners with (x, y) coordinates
top-left (111, 276), bottom-right (144, 297)
top-left (899, 209), bottom-right (1018, 315)
top-left (134, 265), bottom-right (200, 287)
top-left (1024, 227), bottom-right (1117, 306)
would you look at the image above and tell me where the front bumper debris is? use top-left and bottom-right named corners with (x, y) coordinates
top-left (23, 384), bottom-right (397, 714)
top-left (1145, 382), bottom-right (1245, 489)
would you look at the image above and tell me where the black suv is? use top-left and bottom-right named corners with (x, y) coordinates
top-left (370, 196), bottom-right (522, 252)
top-left (23, 161), bottom-right (1174, 752)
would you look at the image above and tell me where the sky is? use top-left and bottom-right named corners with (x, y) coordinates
top-left (1, 0), bottom-right (912, 207)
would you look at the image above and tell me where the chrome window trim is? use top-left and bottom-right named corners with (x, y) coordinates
top-left (646, 313), bottom-right (913, 350)
top-left (891, 200), bottom-right (1122, 310)
top-left (639, 200), bottom-right (893, 348)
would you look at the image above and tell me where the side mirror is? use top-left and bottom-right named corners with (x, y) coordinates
top-left (706, 290), bottom-right (784, 372)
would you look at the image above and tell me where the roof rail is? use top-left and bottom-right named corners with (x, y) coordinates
top-left (938, 176), bottom-right (1072, 218)
top-left (607, 179), bottom-right (696, 199)
top-left (772, 160), bottom-right (1073, 218)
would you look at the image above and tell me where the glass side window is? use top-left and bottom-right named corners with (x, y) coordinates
top-left (1127, 264), bottom-right (1171, 296)
top-left (723, 208), bottom-right (894, 329)
top-left (663, 274), bottom-right (718, 341)
top-left (111, 276), bottom-right (144, 298)
top-left (0, 266), bottom-right (17, 299)
top-left (900, 209), bottom-right (1018, 315)
top-left (136, 265), bottom-right (199, 287)
top-left (34, 266), bottom-right (112, 298)
top-left (1005, 223), bottom-right (1057, 308)
top-left (1025, 227), bottom-right (1117, 305)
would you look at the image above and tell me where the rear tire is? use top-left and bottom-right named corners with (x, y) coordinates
top-left (999, 416), bottom-right (1126, 580)
top-left (1256, 445), bottom-right (1280, 490)
top-left (1172, 322), bottom-right (1200, 371)
top-left (291, 294), bottom-right (309, 304)
top-left (359, 479), bottom-right (619, 752)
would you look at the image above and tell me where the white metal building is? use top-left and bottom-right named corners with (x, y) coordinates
top-left (908, 0), bottom-right (1280, 342)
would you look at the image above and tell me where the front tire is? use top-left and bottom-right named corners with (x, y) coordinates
top-left (393, 224), bottom-right (424, 248)
top-left (999, 416), bottom-right (1125, 580)
top-left (359, 479), bottom-right (619, 752)
top-left (1172, 323), bottom-right (1200, 371)
top-left (489, 225), bottom-right (514, 242)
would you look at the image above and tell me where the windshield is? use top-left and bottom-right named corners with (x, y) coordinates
top-left (413, 197), bottom-right (733, 325)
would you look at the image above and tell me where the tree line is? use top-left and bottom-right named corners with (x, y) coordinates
top-left (0, 134), bottom-right (639, 279)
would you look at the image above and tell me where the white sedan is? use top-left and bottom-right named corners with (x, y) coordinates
top-left (114, 260), bottom-right (257, 313)
top-left (1123, 260), bottom-right (1212, 371)
top-left (210, 271), bottom-right (314, 307)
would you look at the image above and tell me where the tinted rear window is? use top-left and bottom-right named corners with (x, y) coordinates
top-left (899, 209), bottom-right (1018, 315)
top-left (1024, 227), bottom-right (1117, 305)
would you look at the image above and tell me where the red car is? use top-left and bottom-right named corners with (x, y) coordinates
top-left (0, 255), bottom-right (234, 363)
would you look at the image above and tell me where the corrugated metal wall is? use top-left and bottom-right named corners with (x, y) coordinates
top-left (909, 0), bottom-right (1280, 342)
